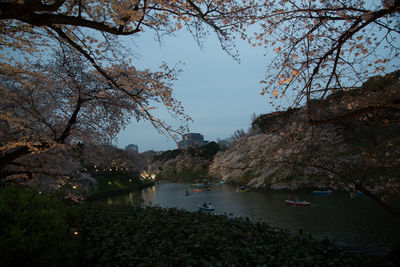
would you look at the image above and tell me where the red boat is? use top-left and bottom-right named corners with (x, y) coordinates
top-left (193, 188), bottom-right (211, 193)
top-left (285, 200), bottom-right (310, 206)
top-left (193, 189), bottom-right (203, 192)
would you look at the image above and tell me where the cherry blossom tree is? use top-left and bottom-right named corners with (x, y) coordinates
top-left (75, 142), bottom-right (145, 174)
top-left (0, 0), bottom-right (258, 190)
top-left (255, 0), bottom-right (400, 122)
top-left (246, 0), bottom-right (400, 217)
top-left (3, 49), bottom-right (181, 142)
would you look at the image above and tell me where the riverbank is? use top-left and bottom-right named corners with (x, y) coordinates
top-left (86, 173), bottom-right (155, 201)
top-left (1, 186), bottom-right (397, 266)
top-left (107, 182), bottom-right (400, 255)
top-left (78, 203), bottom-right (392, 266)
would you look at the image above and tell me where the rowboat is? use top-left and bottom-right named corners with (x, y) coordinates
top-left (198, 204), bottom-right (215, 211)
top-left (235, 186), bottom-right (250, 192)
top-left (193, 188), bottom-right (211, 193)
top-left (285, 200), bottom-right (310, 206)
top-left (313, 190), bottom-right (331, 195)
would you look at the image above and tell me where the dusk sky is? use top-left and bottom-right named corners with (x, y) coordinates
top-left (116, 30), bottom-right (277, 152)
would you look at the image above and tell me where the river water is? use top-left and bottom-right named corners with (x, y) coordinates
top-left (105, 182), bottom-right (399, 253)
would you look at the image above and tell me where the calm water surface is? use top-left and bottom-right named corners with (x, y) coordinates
top-left (106, 182), bottom-right (400, 253)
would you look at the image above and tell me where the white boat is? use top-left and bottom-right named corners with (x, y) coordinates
top-left (198, 203), bottom-right (215, 211)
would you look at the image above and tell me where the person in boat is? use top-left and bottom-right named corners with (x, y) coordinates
top-left (203, 202), bottom-right (207, 208)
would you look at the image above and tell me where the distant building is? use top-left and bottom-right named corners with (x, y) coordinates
top-left (178, 133), bottom-right (208, 149)
top-left (125, 144), bottom-right (138, 152)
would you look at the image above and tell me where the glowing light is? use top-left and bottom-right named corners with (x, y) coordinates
top-left (72, 185), bottom-right (77, 189)
top-left (129, 179), bottom-right (132, 182)
top-left (108, 181), bottom-right (112, 184)
top-left (140, 170), bottom-right (148, 179)
top-left (73, 231), bottom-right (79, 235)
top-left (140, 170), bottom-right (157, 180)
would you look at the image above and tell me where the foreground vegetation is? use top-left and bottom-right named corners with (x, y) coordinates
top-left (1, 187), bottom-right (397, 266)
top-left (0, 187), bottom-right (80, 266)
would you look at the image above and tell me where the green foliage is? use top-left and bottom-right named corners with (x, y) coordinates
top-left (92, 173), bottom-right (151, 193)
top-left (0, 187), bottom-right (80, 267)
top-left (362, 70), bottom-right (400, 91)
top-left (157, 167), bottom-right (210, 181)
top-left (1, 187), bottom-right (388, 266)
top-left (87, 173), bottom-right (155, 201)
top-left (78, 203), bottom-right (387, 266)
top-left (327, 69), bottom-right (400, 101)
top-left (153, 149), bottom-right (183, 161)
top-left (156, 142), bottom-right (220, 163)
top-left (252, 109), bottom-right (299, 133)
top-left (187, 141), bottom-right (220, 160)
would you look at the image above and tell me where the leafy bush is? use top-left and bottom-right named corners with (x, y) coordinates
top-left (78, 203), bottom-right (387, 266)
top-left (153, 149), bottom-right (183, 161)
top-left (0, 187), bottom-right (79, 266)
top-left (326, 69), bottom-right (400, 101)
top-left (362, 70), bottom-right (400, 91)
top-left (187, 141), bottom-right (220, 160)
top-left (92, 173), bottom-right (152, 193)
top-left (155, 142), bottom-right (220, 166)
top-left (157, 167), bottom-right (210, 181)
top-left (252, 110), bottom-right (299, 133)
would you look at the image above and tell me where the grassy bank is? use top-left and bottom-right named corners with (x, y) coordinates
top-left (156, 167), bottom-right (212, 181)
top-left (0, 187), bottom-right (80, 267)
top-left (78, 203), bottom-right (393, 266)
top-left (87, 173), bottom-right (155, 200)
top-left (1, 187), bottom-right (397, 266)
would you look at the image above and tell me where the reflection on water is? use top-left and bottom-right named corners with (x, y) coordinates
top-left (106, 182), bottom-right (400, 253)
